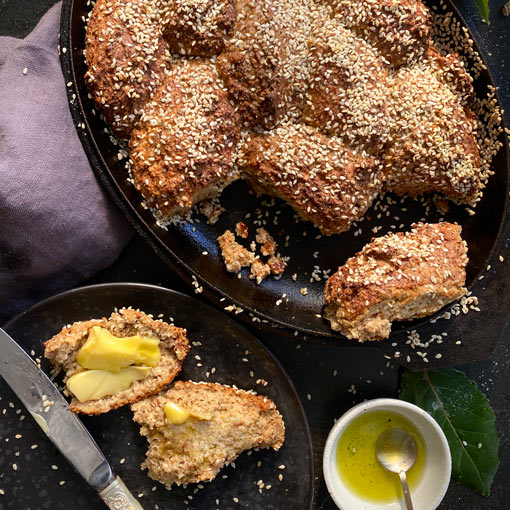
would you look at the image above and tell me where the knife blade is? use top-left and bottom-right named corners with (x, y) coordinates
top-left (0, 327), bottom-right (143, 510)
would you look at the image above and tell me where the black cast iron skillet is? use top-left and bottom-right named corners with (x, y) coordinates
top-left (59, 0), bottom-right (510, 369)
top-left (1, 283), bottom-right (314, 510)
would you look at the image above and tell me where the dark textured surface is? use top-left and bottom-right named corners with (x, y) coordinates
top-left (2, 283), bottom-right (313, 509)
top-left (1, 1), bottom-right (510, 509)
top-left (58, 0), bottom-right (510, 370)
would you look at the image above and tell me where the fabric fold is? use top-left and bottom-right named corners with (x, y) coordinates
top-left (0, 2), bottom-right (133, 323)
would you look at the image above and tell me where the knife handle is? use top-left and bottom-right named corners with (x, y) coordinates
top-left (98, 476), bottom-right (144, 510)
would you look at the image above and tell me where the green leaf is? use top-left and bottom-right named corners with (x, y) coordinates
top-left (473, 0), bottom-right (490, 24)
top-left (400, 368), bottom-right (499, 496)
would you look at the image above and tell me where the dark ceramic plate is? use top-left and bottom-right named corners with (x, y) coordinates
top-left (0, 283), bottom-right (313, 510)
top-left (59, 0), bottom-right (510, 369)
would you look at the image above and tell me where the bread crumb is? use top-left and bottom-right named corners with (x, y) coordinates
top-left (218, 227), bottom-right (286, 283)
top-left (235, 222), bottom-right (249, 238)
top-left (255, 228), bottom-right (276, 256)
top-left (217, 230), bottom-right (255, 273)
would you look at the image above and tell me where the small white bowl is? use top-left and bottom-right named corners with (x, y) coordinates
top-left (323, 398), bottom-right (451, 510)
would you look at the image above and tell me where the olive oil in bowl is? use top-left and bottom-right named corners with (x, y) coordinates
top-left (336, 410), bottom-right (426, 503)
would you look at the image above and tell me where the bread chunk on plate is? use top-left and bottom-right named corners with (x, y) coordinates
top-left (131, 381), bottom-right (285, 487)
top-left (44, 308), bottom-right (189, 415)
top-left (324, 222), bottom-right (468, 341)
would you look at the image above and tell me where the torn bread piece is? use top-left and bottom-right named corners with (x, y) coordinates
top-left (44, 308), bottom-right (189, 414)
top-left (217, 229), bottom-right (256, 273)
top-left (324, 222), bottom-right (467, 341)
top-left (131, 381), bottom-right (285, 487)
top-left (218, 227), bottom-right (287, 282)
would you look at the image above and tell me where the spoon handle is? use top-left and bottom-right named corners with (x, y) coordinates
top-left (399, 471), bottom-right (414, 510)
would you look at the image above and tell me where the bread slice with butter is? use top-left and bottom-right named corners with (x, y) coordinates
top-left (44, 308), bottom-right (189, 415)
top-left (131, 381), bottom-right (285, 487)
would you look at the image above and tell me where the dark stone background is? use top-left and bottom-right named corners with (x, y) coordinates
top-left (1, 0), bottom-right (509, 508)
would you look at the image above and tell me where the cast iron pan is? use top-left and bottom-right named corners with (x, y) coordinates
top-left (59, 0), bottom-right (510, 369)
top-left (0, 283), bottom-right (313, 510)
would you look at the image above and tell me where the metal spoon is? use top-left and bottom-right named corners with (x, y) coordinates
top-left (376, 428), bottom-right (418, 510)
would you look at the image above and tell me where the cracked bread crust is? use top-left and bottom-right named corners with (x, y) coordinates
top-left (324, 222), bottom-right (468, 341)
top-left (131, 381), bottom-right (285, 486)
top-left (44, 308), bottom-right (189, 414)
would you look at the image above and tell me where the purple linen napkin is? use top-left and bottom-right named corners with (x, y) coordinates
top-left (0, 2), bottom-right (133, 323)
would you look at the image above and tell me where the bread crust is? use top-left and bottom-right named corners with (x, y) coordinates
top-left (44, 308), bottom-right (189, 414)
top-left (324, 222), bottom-right (468, 341)
top-left (241, 124), bottom-right (382, 235)
top-left (85, 0), bottom-right (171, 138)
top-left (215, 0), bottom-right (294, 128)
top-left (131, 381), bottom-right (285, 486)
top-left (328, 0), bottom-right (432, 67)
top-left (129, 60), bottom-right (240, 219)
top-left (161, 0), bottom-right (236, 56)
top-left (384, 57), bottom-right (481, 205)
top-left (303, 17), bottom-right (390, 155)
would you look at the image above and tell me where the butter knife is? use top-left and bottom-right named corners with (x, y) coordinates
top-left (0, 327), bottom-right (143, 510)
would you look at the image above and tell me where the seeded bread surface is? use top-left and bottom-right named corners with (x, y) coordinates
top-left (131, 381), bottom-right (285, 486)
top-left (44, 308), bottom-right (189, 415)
top-left (324, 222), bottom-right (468, 341)
top-left (161, 0), bottom-right (236, 56)
top-left (302, 16), bottom-right (390, 155)
top-left (85, 0), bottom-right (488, 233)
top-left (85, 0), bottom-right (171, 138)
top-left (242, 123), bottom-right (382, 235)
top-left (129, 60), bottom-right (241, 220)
top-left (328, 0), bottom-right (432, 67)
top-left (384, 55), bottom-right (481, 205)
